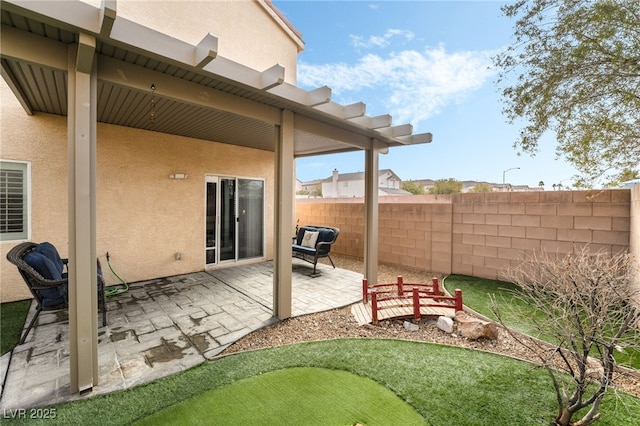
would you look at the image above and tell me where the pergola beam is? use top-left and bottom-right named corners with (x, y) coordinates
top-left (68, 37), bottom-right (99, 395)
top-left (348, 114), bottom-right (392, 129)
top-left (314, 101), bottom-right (365, 119)
top-left (397, 132), bottom-right (433, 145)
top-left (378, 123), bottom-right (413, 138)
top-left (261, 64), bottom-right (285, 90)
top-left (195, 33), bottom-right (218, 69)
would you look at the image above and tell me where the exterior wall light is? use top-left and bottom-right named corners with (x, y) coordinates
top-left (169, 173), bottom-right (188, 179)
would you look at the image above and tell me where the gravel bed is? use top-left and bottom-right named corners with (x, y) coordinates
top-left (222, 254), bottom-right (639, 397)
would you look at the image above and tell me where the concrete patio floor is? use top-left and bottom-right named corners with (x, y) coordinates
top-left (0, 259), bottom-right (363, 411)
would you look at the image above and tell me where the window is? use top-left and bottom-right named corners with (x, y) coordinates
top-left (0, 161), bottom-right (29, 241)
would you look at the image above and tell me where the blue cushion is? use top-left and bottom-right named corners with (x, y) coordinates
top-left (317, 228), bottom-right (335, 243)
top-left (34, 242), bottom-right (64, 277)
top-left (24, 251), bottom-right (62, 280)
top-left (23, 250), bottom-right (65, 308)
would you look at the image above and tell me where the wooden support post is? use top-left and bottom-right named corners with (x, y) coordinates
top-left (371, 291), bottom-right (378, 324)
top-left (432, 277), bottom-right (440, 295)
top-left (397, 276), bottom-right (403, 296)
top-left (413, 287), bottom-right (420, 320)
top-left (455, 289), bottom-right (463, 312)
top-left (362, 278), bottom-right (369, 304)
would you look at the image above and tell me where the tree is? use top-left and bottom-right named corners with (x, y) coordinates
top-left (538, 180), bottom-right (545, 188)
top-left (401, 180), bottom-right (426, 195)
top-left (493, 247), bottom-right (640, 426)
top-left (494, 0), bottom-right (640, 187)
top-left (468, 183), bottom-right (493, 193)
top-left (619, 169), bottom-right (640, 183)
top-left (428, 178), bottom-right (462, 194)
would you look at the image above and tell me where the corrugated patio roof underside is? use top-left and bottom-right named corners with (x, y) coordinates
top-left (1, 1), bottom-right (432, 158)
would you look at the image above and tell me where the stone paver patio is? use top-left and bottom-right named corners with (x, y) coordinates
top-left (0, 259), bottom-right (362, 410)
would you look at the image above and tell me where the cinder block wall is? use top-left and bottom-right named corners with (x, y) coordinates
top-left (450, 190), bottom-right (630, 280)
top-left (296, 189), bottom-right (631, 281)
top-left (630, 185), bottom-right (640, 296)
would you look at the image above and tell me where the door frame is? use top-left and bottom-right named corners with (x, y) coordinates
top-left (204, 174), bottom-right (266, 268)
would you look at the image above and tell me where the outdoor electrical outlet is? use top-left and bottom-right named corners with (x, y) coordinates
top-left (175, 252), bottom-right (182, 260)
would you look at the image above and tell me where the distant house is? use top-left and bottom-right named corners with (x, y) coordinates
top-left (414, 179), bottom-right (543, 193)
top-left (306, 169), bottom-right (410, 198)
top-left (620, 179), bottom-right (640, 189)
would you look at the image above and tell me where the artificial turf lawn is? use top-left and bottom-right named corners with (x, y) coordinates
top-left (0, 300), bottom-right (30, 355)
top-left (7, 339), bottom-right (638, 426)
top-left (134, 367), bottom-right (426, 426)
top-left (443, 274), bottom-right (640, 369)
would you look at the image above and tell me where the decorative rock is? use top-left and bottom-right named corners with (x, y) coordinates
top-left (455, 311), bottom-right (498, 340)
top-left (437, 316), bottom-right (454, 334)
top-left (403, 321), bottom-right (419, 332)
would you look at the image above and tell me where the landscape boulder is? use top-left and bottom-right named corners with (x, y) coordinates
top-left (455, 311), bottom-right (498, 340)
top-left (437, 316), bottom-right (454, 334)
top-left (403, 321), bottom-right (419, 332)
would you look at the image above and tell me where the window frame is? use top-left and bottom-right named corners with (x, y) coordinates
top-left (0, 160), bottom-right (31, 242)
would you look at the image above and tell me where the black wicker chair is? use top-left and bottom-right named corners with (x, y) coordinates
top-left (6, 242), bottom-right (107, 344)
top-left (292, 225), bottom-right (340, 276)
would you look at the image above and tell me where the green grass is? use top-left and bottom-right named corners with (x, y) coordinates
top-left (135, 367), bottom-right (426, 426)
top-left (5, 339), bottom-right (639, 426)
top-left (0, 300), bottom-right (31, 355)
top-left (443, 275), bottom-right (640, 370)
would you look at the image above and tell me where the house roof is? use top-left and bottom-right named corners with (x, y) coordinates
top-left (0, 1), bottom-right (432, 158)
top-left (379, 187), bottom-right (411, 196)
top-left (263, 0), bottom-right (304, 49)
top-left (317, 169), bottom-right (399, 183)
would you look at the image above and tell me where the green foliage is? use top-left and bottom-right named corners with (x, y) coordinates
top-left (468, 183), bottom-right (493, 193)
top-left (494, 0), bottom-right (640, 187)
top-left (619, 169), bottom-right (640, 183)
top-left (1, 300), bottom-right (31, 355)
top-left (401, 180), bottom-right (426, 195)
top-left (428, 178), bottom-right (462, 194)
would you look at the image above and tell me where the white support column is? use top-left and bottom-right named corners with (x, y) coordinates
top-left (67, 34), bottom-right (98, 395)
top-left (364, 144), bottom-right (380, 285)
top-left (273, 109), bottom-right (295, 319)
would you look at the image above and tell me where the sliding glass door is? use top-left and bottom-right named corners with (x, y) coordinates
top-left (205, 176), bottom-right (264, 265)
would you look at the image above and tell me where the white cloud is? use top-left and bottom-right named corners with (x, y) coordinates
top-left (297, 44), bottom-right (497, 126)
top-left (350, 29), bottom-right (415, 49)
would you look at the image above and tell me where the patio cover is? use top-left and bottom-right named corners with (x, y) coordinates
top-left (0, 0), bottom-right (432, 394)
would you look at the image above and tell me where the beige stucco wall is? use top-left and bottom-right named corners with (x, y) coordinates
top-left (1, 80), bottom-right (275, 302)
top-left (115, 0), bottom-right (300, 84)
top-left (296, 190), bottom-right (631, 281)
top-left (1, 83), bottom-right (70, 301)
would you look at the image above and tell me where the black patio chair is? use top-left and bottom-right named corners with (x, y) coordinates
top-left (6, 242), bottom-right (107, 344)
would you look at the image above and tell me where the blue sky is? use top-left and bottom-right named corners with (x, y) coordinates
top-left (274, 0), bottom-right (580, 189)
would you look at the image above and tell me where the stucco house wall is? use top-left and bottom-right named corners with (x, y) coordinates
top-left (1, 81), bottom-right (275, 302)
top-left (91, 0), bottom-right (301, 84)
